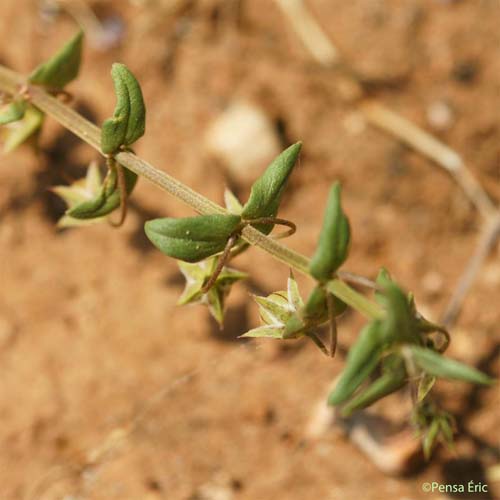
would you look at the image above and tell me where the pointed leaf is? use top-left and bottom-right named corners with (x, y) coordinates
top-left (341, 359), bottom-right (407, 416)
top-left (410, 346), bottom-right (494, 385)
top-left (380, 283), bottom-right (419, 344)
top-left (287, 272), bottom-right (304, 311)
top-left (309, 182), bottom-right (351, 282)
top-left (328, 321), bottom-right (385, 405)
top-left (0, 100), bottom-right (26, 125)
top-left (283, 314), bottom-right (307, 339)
top-left (417, 373), bottom-right (436, 403)
top-left (145, 214), bottom-right (241, 263)
top-left (206, 287), bottom-right (225, 326)
top-left (240, 326), bottom-right (285, 339)
top-left (68, 166), bottom-right (137, 219)
top-left (3, 105), bottom-right (44, 153)
top-left (29, 31), bottom-right (84, 89)
top-left (254, 294), bottom-right (293, 325)
top-left (375, 267), bottom-right (392, 304)
top-left (224, 188), bottom-right (243, 215)
top-left (303, 286), bottom-right (328, 321)
top-left (241, 142), bottom-right (301, 233)
top-left (101, 63), bottom-right (146, 154)
top-left (423, 418), bottom-right (440, 460)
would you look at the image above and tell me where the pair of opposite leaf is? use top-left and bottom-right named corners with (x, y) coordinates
top-left (0, 30), bottom-right (144, 224)
top-left (328, 271), bottom-right (493, 420)
top-left (56, 62), bottom-right (145, 223)
top-left (145, 155), bottom-right (351, 331)
top-left (52, 57), bottom-right (145, 224)
top-left (0, 30), bottom-right (83, 152)
top-left (145, 142), bottom-right (302, 263)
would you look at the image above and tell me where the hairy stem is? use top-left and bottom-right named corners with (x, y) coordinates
top-left (0, 63), bottom-right (384, 319)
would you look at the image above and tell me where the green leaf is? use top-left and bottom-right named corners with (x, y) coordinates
top-left (328, 321), bottom-right (385, 406)
top-left (410, 346), bottom-right (494, 385)
top-left (417, 373), bottom-right (436, 403)
top-left (303, 286), bottom-right (328, 321)
top-left (302, 286), bottom-right (347, 323)
top-left (341, 356), bottom-right (407, 416)
top-left (240, 326), bottom-right (284, 339)
top-left (101, 63), bottom-right (146, 154)
top-left (375, 267), bottom-right (392, 304)
top-left (67, 166), bottom-right (137, 219)
top-left (0, 100), bottom-right (26, 125)
top-left (309, 182), bottom-right (351, 282)
top-left (2, 105), bottom-right (44, 153)
top-left (254, 294), bottom-right (293, 325)
top-left (241, 142), bottom-right (301, 234)
top-left (52, 161), bottom-right (107, 227)
top-left (224, 188), bottom-right (243, 215)
top-left (423, 418), bottom-right (440, 460)
top-left (29, 30), bottom-right (84, 89)
top-left (380, 282), bottom-right (419, 344)
top-left (144, 214), bottom-right (241, 263)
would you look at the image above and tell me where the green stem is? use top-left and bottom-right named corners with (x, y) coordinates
top-left (0, 63), bottom-right (383, 321)
top-left (327, 279), bottom-right (384, 320)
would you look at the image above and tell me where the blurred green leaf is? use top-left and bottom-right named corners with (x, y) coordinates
top-left (410, 345), bottom-right (494, 385)
top-left (0, 100), bottom-right (26, 126)
top-left (423, 418), bottom-right (440, 460)
top-left (240, 326), bottom-right (285, 339)
top-left (52, 161), bottom-right (107, 227)
top-left (2, 105), bottom-right (44, 153)
top-left (328, 321), bottom-right (385, 406)
top-left (29, 31), bottom-right (83, 89)
top-left (417, 373), bottom-right (436, 403)
top-left (341, 355), bottom-right (407, 416)
top-left (309, 182), bottom-right (350, 282)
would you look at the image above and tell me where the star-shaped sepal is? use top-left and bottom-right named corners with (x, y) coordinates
top-left (177, 257), bottom-right (247, 327)
top-left (51, 161), bottom-right (107, 227)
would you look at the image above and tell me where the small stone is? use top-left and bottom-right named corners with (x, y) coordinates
top-left (205, 102), bottom-right (281, 184)
top-left (191, 482), bottom-right (234, 500)
top-left (421, 271), bottom-right (444, 296)
top-left (343, 112), bottom-right (366, 135)
top-left (426, 100), bottom-right (454, 131)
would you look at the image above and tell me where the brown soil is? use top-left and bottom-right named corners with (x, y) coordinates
top-left (0, 1), bottom-right (499, 499)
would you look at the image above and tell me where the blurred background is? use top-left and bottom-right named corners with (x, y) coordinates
top-left (0, 0), bottom-right (499, 498)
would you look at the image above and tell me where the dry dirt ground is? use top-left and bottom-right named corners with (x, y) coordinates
top-left (0, 1), bottom-right (499, 499)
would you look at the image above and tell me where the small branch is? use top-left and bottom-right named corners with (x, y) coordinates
top-left (441, 214), bottom-right (500, 328)
top-left (201, 234), bottom-right (238, 293)
top-left (273, 0), bottom-right (339, 67)
top-left (360, 101), bottom-right (497, 219)
top-left (0, 63), bottom-right (383, 320)
top-left (327, 293), bottom-right (338, 357)
top-left (327, 279), bottom-right (384, 320)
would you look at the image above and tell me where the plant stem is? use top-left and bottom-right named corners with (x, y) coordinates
top-left (0, 63), bottom-right (383, 320)
top-left (327, 280), bottom-right (383, 320)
